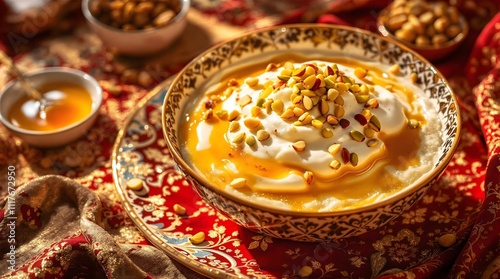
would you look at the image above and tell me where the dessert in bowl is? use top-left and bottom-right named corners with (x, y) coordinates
top-left (0, 67), bottom-right (102, 148)
top-left (162, 24), bottom-right (461, 241)
top-left (377, 0), bottom-right (468, 61)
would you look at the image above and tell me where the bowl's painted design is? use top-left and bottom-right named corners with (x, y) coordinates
top-left (162, 24), bottom-right (461, 241)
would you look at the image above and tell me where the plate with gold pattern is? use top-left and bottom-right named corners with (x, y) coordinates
top-left (112, 78), bottom-right (484, 279)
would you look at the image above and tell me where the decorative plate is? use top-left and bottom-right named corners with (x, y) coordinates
top-left (112, 77), bottom-right (483, 279)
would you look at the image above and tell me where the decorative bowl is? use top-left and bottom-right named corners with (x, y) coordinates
top-left (0, 67), bottom-right (102, 148)
top-left (162, 24), bottom-right (461, 242)
top-left (377, 1), bottom-right (469, 62)
top-left (81, 0), bottom-right (190, 56)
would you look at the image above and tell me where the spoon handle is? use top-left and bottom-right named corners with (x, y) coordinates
top-left (0, 50), bottom-right (44, 102)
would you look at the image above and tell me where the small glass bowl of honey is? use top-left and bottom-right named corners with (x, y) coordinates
top-left (0, 67), bottom-right (102, 148)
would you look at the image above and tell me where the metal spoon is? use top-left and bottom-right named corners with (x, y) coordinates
top-left (0, 50), bottom-right (49, 119)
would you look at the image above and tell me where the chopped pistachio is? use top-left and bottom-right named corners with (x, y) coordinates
top-left (389, 64), bottom-right (400, 75)
top-left (271, 99), bottom-right (284, 114)
top-left (341, 148), bottom-right (350, 164)
top-left (232, 132), bottom-right (246, 144)
top-left (355, 94), bottom-right (370, 104)
top-left (303, 95), bottom-right (313, 110)
top-left (203, 109), bottom-right (213, 120)
top-left (408, 119), bottom-right (420, 129)
top-left (304, 171), bottom-right (314, 185)
top-left (327, 88), bottom-right (339, 101)
top-left (368, 115), bottom-right (381, 132)
top-left (319, 99), bottom-right (329, 115)
top-left (245, 135), bottom-right (257, 146)
top-left (228, 121), bottom-right (240, 132)
top-left (293, 107), bottom-right (305, 117)
top-left (328, 143), bottom-right (341, 155)
top-left (350, 130), bottom-right (365, 142)
top-left (245, 77), bottom-right (259, 87)
top-left (216, 110), bottom-right (228, 119)
top-left (365, 98), bottom-right (379, 109)
top-left (255, 97), bottom-right (266, 107)
top-left (243, 117), bottom-right (261, 130)
top-left (321, 128), bottom-right (333, 138)
top-left (367, 138), bottom-right (379, 147)
top-left (334, 95), bottom-right (344, 105)
top-left (354, 67), bottom-right (367, 79)
top-left (251, 106), bottom-right (262, 116)
top-left (329, 159), bottom-right (341, 170)
top-left (364, 126), bottom-right (375, 138)
top-left (228, 110), bottom-right (240, 121)
top-left (350, 152), bottom-right (359, 166)
top-left (239, 95), bottom-right (252, 107)
top-left (229, 177), bottom-right (247, 188)
top-left (326, 115), bottom-right (339, 125)
top-left (292, 141), bottom-right (306, 152)
top-left (127, 178), bottom-right (144, 191)
top-left (173, 204), bottom-right (186, 215)
top-left (334, 104), bottom-right (345, 118)
top-left (311, 119), bottom-right (324, 129)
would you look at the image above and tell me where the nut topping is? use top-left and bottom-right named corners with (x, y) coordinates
top-left (197, 60), bottom-right (410, 190)
top-left (292, 141), bottom-right (306, 152)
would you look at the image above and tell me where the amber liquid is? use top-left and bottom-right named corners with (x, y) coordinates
top-left (8, 82), bottom-right (93, 132)
top-left (182, 55), bottom-right (426, 211)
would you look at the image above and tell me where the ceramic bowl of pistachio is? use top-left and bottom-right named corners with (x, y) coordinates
top-left (377, 0), bottom-right (468, 61)
top-left (82, 0), bottom-right (190, 56)
top-left (162, 24), bottom-right (461, 242)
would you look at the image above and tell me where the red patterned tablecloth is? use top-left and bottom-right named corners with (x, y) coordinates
top-left (0, 0), bottom-right (499, 278)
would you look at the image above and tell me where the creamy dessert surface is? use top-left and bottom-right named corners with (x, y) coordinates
top-left (181, 57), bottom-right (442, 212)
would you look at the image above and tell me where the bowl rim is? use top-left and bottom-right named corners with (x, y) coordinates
top-left (376, 4), bottom-right (469, 51)
top-left (0, 67), bottom-right (103, 136)
top-left (162, 23), bottom-right (462, 217)
top-left (81, 0), bottom-right (191, 34)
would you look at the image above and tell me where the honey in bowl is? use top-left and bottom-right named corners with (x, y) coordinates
top-left (181, 55), bottom-right (442, 213)
top-left (8, 82), bottom-right (93, 132)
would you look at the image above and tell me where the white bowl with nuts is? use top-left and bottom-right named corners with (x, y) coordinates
top-left (82, 0), bottom-right (190, 56)
top-left (377, 0), bottom-right (468, 61)
top-left (162, 24), bottom-right (461, 241)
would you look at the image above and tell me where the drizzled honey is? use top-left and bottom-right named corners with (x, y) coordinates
top-left (182, 56), bottom-right (436, 211)
top-left (8, 82), bottom-right (93, 132)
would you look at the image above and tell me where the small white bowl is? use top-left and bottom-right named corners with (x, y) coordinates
top-left (0, 67), bottom-right (102, 148)
top-left (81, 0), bottom-right (190, 56)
